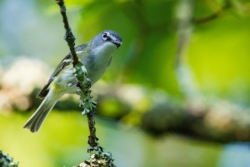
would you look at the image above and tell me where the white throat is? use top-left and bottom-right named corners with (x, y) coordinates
top-left (93, 42), bottom-right (117, 60)
top-left (86, 42), bottom-right (117, 84)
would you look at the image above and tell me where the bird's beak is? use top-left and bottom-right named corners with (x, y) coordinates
top-left (112, 41), bottom-right (122, 48)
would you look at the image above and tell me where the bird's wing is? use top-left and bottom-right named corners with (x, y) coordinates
top-left (37, 44), bottom-right (87, 99)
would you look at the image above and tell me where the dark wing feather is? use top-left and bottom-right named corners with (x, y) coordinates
top-left (36, 77), bottom-right (54, 99)
top-left (37, 54), bottom-right (72, 99)
top-left (36, 43), bottom-right (88, 99)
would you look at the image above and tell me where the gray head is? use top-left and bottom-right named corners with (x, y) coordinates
top-left (92, 30), bottom-right (122, 49)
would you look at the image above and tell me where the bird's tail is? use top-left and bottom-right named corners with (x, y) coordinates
top-left (23, 94), bottom-right (59, 133)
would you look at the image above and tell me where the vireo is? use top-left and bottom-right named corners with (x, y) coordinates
top-left (23, 30), bottom-right (122, 133)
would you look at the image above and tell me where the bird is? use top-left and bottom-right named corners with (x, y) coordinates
top-left (23, 30), bottom-right (122, 133)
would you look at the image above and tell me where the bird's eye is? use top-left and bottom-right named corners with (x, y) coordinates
top-left (102, 32), bottom-right (108, 40)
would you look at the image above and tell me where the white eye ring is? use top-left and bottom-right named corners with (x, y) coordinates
top-left (102, 32), bottom-right (108, 40)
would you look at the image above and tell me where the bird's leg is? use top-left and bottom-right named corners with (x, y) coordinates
top-left (67, 81), bottom-right (77, 87)
top-left (85, 78), bottom-right (92, 89)
top-left (75, 79), bottom-right (91, 88)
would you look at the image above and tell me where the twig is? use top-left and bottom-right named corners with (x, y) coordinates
top-left (55, 0), bottom-right (98, 147)
top-left (87, 112), bottom-right (98, 147)
top-left (55, 0), bottom-right (79, 65)
top-left (193, 3), bottom-right (231, 24)
top-left (55, 0), bottom-right (116, 166)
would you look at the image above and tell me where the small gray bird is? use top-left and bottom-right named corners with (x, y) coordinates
top-left (23, 30), bottom-right (122, 133)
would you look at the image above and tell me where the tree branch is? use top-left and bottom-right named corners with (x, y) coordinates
top-left (193, 3), bottom-right (231, 24)
top-left (55, 0), bottom-right (79, 65)
top-left (141, 99), bottom-right (250, 143)
top-left (0, 150), bottom-right (19, 167)
top-left (55, 0), bottom-right (116, 166)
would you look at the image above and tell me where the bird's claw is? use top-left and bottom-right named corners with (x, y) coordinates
top-left (85, 78), bottom-right (92, 88)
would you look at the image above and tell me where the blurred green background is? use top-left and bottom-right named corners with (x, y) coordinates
top-left (1, 0), bottom-right (250, 166)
